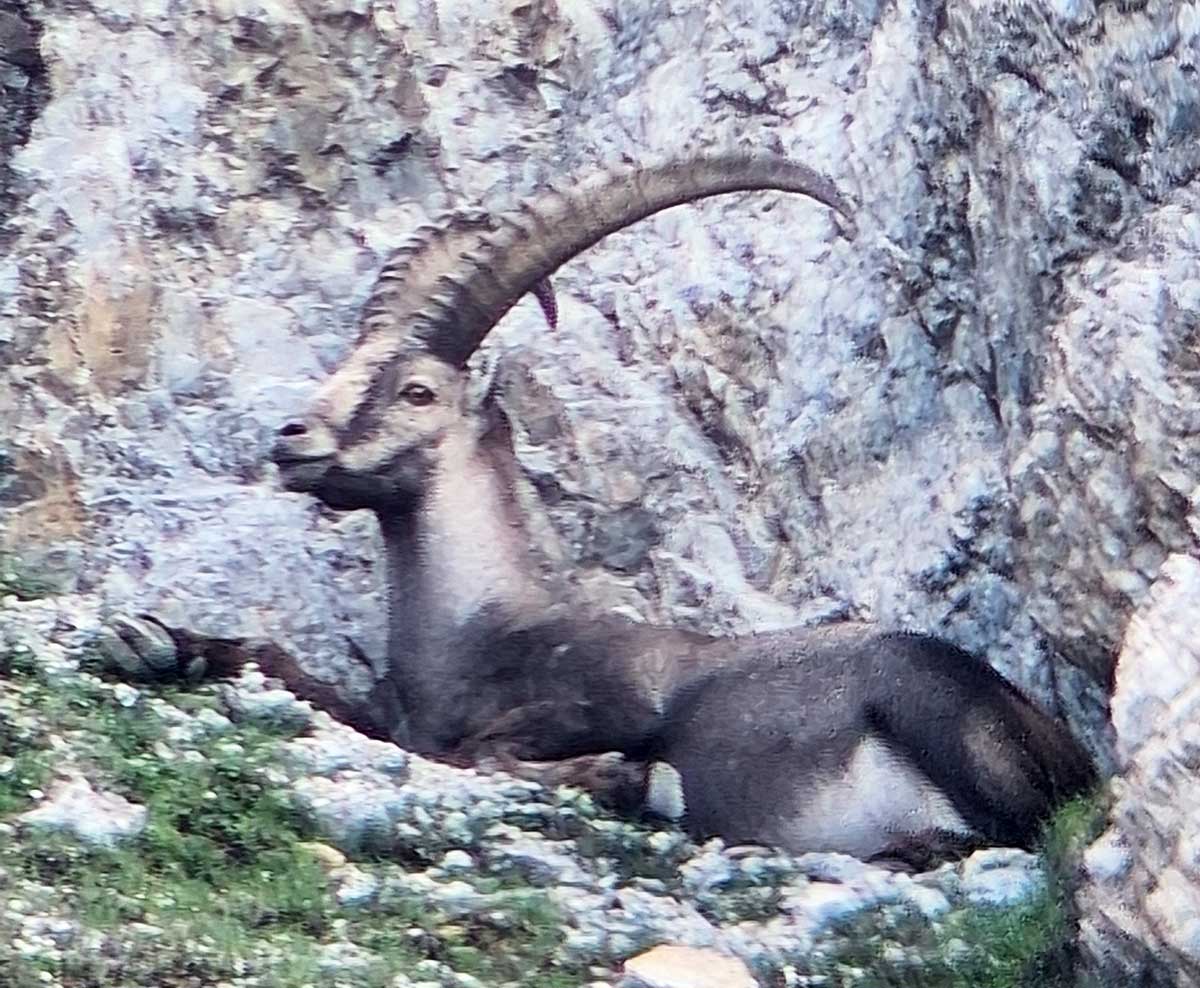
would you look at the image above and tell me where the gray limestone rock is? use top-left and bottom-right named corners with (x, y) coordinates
top-left (291, 773), bottom-right (413, 856)
top-left (220, 681), bottom-right (317, 733)
top-left (17, 774), bottom-right (148, 849)
top-left (958, 848), bottom-right (1045, 908)
top-left (1078, 553), bottom-right (1200, 987)
top-left (280, 722), bottom-right (410, 778)
top-left (4, 0), bottom-right (1200, 982)
top-left (0, 0), bottom-right (1135, 747)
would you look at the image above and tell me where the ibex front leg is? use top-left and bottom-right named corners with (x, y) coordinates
top-left (452, 703), bottom-right (661, 818)
top-left (96, 614), bottom-right (398, 741)
top-left (97, 616), bottom-right (664, 818)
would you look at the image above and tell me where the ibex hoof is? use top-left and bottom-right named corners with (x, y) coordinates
top-left (95, 614), bottom-right (187, 680)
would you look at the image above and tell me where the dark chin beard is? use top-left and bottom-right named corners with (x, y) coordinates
top-left (313, 470), bottom-right (420, 515)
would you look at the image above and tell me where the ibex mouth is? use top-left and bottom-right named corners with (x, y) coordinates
top-left (271, 450), bottom-right (333, 493)
top-left (270, 452), bottom-right (332, 467)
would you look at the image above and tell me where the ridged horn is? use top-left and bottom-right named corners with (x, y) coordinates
top-left (369, 155), bottom-right (856, 367)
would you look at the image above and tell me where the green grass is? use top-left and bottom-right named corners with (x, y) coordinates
top-left (347, 885), bottom-right (580, 987)
top-left (0, 651), bottom-right (589, 988)
top-left (0, 747), bottom-right (53, 816)
top-left (1, 665), bottom-right (334, 986)
top-left (0, 642), bottom-right (54, 814)
top-left (796, 789), bottom-right (1111, 988)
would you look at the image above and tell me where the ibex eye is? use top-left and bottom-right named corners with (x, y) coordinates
top-left (401, 383), bottom-right (436, 406)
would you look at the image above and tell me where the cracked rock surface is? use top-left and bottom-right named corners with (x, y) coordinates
top-left (11, 0), bottom-right (1200, 750)
top-left (3, 0), bottom-right (1200, 982)
top-left (1078, 552), bottom-right (1200, 987)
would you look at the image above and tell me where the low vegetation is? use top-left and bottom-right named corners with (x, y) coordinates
top-left (798, 789), bottom-right (1109, 988)
top-left (0, 639), bottom-right (588, 988)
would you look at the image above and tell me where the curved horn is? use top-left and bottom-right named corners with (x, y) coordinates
top-left (364, 155), bottom-right (856, 367)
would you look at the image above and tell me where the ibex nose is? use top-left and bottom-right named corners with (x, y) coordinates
top-left (271, 416), bottom-right (335, 466)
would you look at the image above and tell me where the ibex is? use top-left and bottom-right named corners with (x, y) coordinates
top-left (111, 155), bottom-right (1095, 866)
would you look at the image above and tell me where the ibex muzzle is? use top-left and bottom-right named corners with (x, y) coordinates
top-left (273, 352), bottom-right (469, 511)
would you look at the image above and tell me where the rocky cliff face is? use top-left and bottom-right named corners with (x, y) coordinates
top-left (1079, 552), bottom-right (1200, 986)
top-left (2, 0), bottom-right (1199, 982)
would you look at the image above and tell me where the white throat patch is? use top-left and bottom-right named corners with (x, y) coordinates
top-left (421, 441), bottom-right (540, 625)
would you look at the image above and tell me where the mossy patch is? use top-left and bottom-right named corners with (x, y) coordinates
top-left (0, 747), bottom-right (53, 816)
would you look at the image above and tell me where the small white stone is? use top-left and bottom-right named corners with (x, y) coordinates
top-left (296, 841), bottom-right (348, 870)
top-left (440, 849), bottom-right (474, 872)
top-left (334, 866), bottom-right (380, 907)
top-left (622, 944), bottom-right (756, 988)
top-left (194, 708), bottom-right (233, 734)
top-left (784, 881), bottom-right (873, 926)
top-left (433, 880), bottom-right (488, 915)
top-left (904, 884), bottom-right (951, 919)
top-left (317, 941), bottom-right (378, 972)
top-left (960, 848), bottom-right (1045, 907)
top-left (111, 683), bottom-right (140, 707)
top-left (128, 923), bottom-right (164, 937)
top-left (1083, 829), bottom-right (1132, 883)
top-left (18, 775), bottom-right (147, 848)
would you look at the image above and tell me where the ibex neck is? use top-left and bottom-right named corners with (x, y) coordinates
top-left (375, 438), bottom-right (554, 741)
top-left (421, 438), bottom-right (551, 623)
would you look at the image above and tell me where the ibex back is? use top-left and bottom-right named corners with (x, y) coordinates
top-left (266, 154), bottom-right (1094, 864)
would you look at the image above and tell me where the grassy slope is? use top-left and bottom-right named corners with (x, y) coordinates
top-left (0, 642), bottom-right (589, 988)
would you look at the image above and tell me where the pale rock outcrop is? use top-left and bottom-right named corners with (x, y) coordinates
top-left (1079, 552), bottom-right (1200, 987)
top-left (10, 0), bottom-right (1188, 744)
top-left (17, 773), bottom-right (148, 848)
top-left (620, 944), bottom-right (757, 988)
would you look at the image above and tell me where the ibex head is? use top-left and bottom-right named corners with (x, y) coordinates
top-left (270, 156), bottom-right (856, 513)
